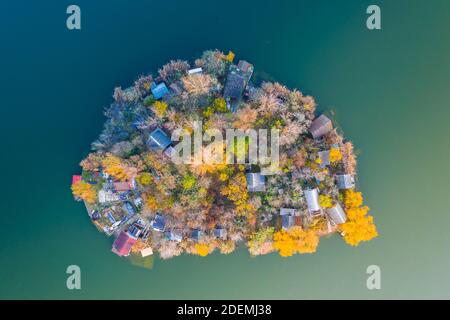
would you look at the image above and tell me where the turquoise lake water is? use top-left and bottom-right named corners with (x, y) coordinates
top-left (0, 0), bottom-right (449, 299)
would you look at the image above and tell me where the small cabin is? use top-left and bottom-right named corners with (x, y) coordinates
top-left (336, 174), bottom-right (355, 190)
top-left (309, 115), bottom-right (333, 139)
top-left (151, 82), bottom-right (169, 100)
top-left (148, 127), bottom-right (172, 151)
top-left (326, 203), bottom-right (347, 225)
top-left (112, 230), bottom-right (138, 257)
top-left (304, 188), bottom-right (322, 216)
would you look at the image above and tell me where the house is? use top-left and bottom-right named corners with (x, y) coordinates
top-left (214, 228), bottom-right (227, 239)
top-left (280, 208), bottom-right (296, 230)
top-left (309, 115), bottom-right (333, 139)
top-left (336, 174), bottom-right (355, 190)
top-left (223, 60), bottom-right (254, 111)
top-left (318, 150), bottom-right (330, 168)
top-left (304, 188), bottom-right (322, 216)
top-left (326, 203), bottom-right (347, 225)
top-left (123, 202), bottom-right (136, 216)
top-left (111, 230), bottom-right (138, 257)
top-left (150, 214), bottom-right (166, 232)
top-left (165, 229), bottom-right (183, 242)
top-left (148, 127), bottom-right (172, 151)
top-left (113, 180), bottom-right (134, 193)
top-left (188, 67), bottom-right (203, 75)
top-left (282, 215), bottom-right (295, 230)
top-left (280, 208), bottom-right (295, 216)
top-left (98, 189), bottom-right (120, 203)
top-left (246, 172), bottom-right (265, 192)
top-left (72, 175), bottom-right (82, 185)
top-left (151, 82), bottom-right (169, 100)
top-left (140, 247), bottom-right (153, 257)
top-left (191, 229), bottom-right (203, 242)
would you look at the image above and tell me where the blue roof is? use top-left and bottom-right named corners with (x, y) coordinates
top-left (148, 128), bottom-right (172, 150)
top-left (151, 214), bottom-right (166, 232)
top-left (214, 228), bottom-right (226, 238)
top-left (151, 82), bottom-right (169, 100)
top-left (191, 229), bottom-right (203, 241)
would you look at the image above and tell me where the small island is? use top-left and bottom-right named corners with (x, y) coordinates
top-left (71, 49), bottom-right (377, 260)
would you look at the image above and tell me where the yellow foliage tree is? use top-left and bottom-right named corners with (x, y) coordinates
top-left (329, 148), bottom-right (343, 163)
top-left (137, 172), bottom-right (153, 186)
top-left (319, 194), bottom-right (333, 208)
top-left (220, 173), bottom-right (254, 215)
top-left (102, 155), bottom-right (135, 181)
top-left (344, 189), bottom-right (363, 209)
top-left (340, 215), bottom-right (378, 246)
top-left (71, 181), bottom-right (97, 204)
top-left (273, 227), bottom-right (320, 257)
top-left (194, 243), bottom-right (210, 257)
top-left (340, 190), bottom-right (377, 246)
top-left (152, 101), bottom-right (168, 118)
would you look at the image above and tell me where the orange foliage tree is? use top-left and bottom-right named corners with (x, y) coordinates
top-left (273, 226), bottom-right (319, 257)
top-left (71, 181), bottom-right (97, 204)
top-left (340, 190), bottom-right (377, 246)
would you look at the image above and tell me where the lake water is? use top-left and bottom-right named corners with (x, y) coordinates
top-left (0, 0), bottom-right (449, 299)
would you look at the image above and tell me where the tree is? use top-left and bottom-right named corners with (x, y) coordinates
top-left (158, 59), bottom-right (189, 83)
top-left (194, 243), bottom-right (210, 257)
top-left (340, 215), bottom-right (378, 246)
top-left (71, 181), bottom-right (97, 204)
top-left (329, 148), bottom-right (343, 164)
top-left (273, 227), bottom-right (320, 257)
top-left (102, 154), bottom-right (136, 181)
top-left (152, 101), bottom-right (168, 118)
top-left (137, 172), bottom-right (153, 186)
top-left (319, 194), bottom-right (334, 208)
top-left (181, 74), bottom-right (216, 96)
top-left (233, 105), bottom-right (257, 130)
top-left (344, 190), bottom-right (363, 209)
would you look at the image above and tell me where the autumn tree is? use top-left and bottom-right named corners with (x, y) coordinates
top-left (102, 154), bottom-right (136, 181)
top-left (340, 190), bottom-right (378, 246)
top-left (273, 226), bottom-right (320, 257)
top-left (71, 181), bottom-right (97, 204)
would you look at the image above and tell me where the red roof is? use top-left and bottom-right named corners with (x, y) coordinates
top-left (113, 181), bottom-right (132, 192)
top-left (112, 231), bottom-right (137, 257)
top-left (72, 175), bottom-right (82, 185)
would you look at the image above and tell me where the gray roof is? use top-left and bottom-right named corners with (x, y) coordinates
top-left (318, 150), bottom-right (330, 168)
top-left (336, 174), bottom-right (355, 189)
top-left (310, 115), bottom-right (333, 139)
top-left (214, 228), bottom-right (227, 239)
top-left (326, 203), bottom-right (347, 225)
top-left (280, 208), bottom-right (295, 216)
top-left (304, 188), bottom-right (321, 213)
top-left (282, 215), bottom-right (295, 230)
top-left (223, 70), bottom-right (246, 100)
top-left (246, 172), bottom-right (266, 192)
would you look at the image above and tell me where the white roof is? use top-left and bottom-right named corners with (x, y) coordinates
top-left (188, 67), bottom-right (203, 75)
top-left (280, 208), bottom-right (295, 216)
top-left (326, 203), bottom-right (347, 225)
top-left (140, 247), bottom-right (153, 257)
top-left (98, 190), bottom-right (119, 203)
top-left (336, 174), bottom-right (355, 189)
top-left (304, 188), bottom-right (321, 212)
